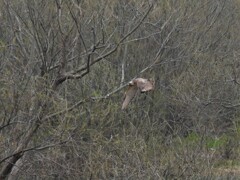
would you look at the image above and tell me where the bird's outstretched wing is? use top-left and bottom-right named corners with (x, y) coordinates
top-left (122, 85), bottom-right (138, 110)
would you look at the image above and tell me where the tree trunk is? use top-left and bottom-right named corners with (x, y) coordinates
top-left (0, 123), bottom-right (40, 179)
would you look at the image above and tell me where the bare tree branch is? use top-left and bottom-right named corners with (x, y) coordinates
top-left (0, 140), bottom-right (68, 164)
top-left (52, 4), bottom-right (153, 88)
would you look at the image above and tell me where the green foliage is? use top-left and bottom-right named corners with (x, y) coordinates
top-left (206, 136), bottom-right (228, 150)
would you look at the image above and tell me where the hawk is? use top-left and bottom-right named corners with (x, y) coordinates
top-left (122, 78), bottom-right (154, 110)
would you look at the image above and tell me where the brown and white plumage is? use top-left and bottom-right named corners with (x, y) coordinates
top-left (122, 78), bottom-right (154, 110)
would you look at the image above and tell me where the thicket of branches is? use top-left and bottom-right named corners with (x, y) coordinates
top-left (1, 0), bottom-right (240, 179)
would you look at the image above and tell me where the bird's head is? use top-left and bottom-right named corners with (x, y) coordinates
top-left (128, 80), bottom-right (135, 86)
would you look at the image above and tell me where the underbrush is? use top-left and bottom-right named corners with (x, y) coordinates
top-left (22, 122), bottom-right (240, 179)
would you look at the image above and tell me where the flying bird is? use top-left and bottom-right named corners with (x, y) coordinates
top-left (122, 78), bottom-right (154, 110)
